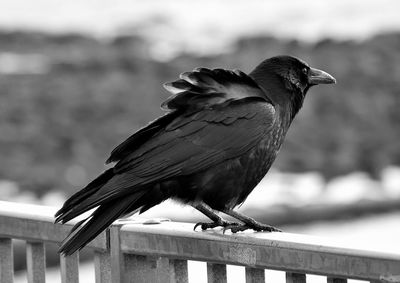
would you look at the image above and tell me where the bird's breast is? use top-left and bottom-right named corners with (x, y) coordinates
top-left (245, 128), bottom-right (284, 179)
top-left (235, 121), bottom-right (289, 200)
top-left (178, 119), bottom-right (290, 211)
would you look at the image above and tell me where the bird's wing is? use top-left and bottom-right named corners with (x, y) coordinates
top-left (97, 100), bottom-right (276, 199)
top-left (106, 111), bottom-right (181, 164)
top-left (107, 67), bottom-right (271, 164)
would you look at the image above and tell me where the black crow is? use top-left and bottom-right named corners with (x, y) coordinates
top-left (55, 55), bottom-right (336, 255)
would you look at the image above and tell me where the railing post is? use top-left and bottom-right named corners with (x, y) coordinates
top-left (245, 267), bottom-right (265, 283)
top-left (169, 259), bottom-right (188, 283)
top-left (26, 241), bottom-right (46, 283)
top-left (327, 277), bottom-right (347, 283)
top-left (94, 250), bottom-right (111, 283)
top-left (110, 225), bottom-right (123, 283)
top-left (60, 252), bottom-right (79, 283)
top-left (122, 255), bottom-right (171, 283)
top-left (0, 238), bottom-right (13, 283)
top-left (113, 223), bottom-right (176, 283)
top-left (207, 263), bottom-right (227, 283)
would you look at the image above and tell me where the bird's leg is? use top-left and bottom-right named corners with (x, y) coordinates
top-left (222, 209), bottom-right (282, 233)
top-left (193, 203), bottom-right (240, 231)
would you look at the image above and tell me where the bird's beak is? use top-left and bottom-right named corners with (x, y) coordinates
top-left (308, 67), bottom-right (336, 85)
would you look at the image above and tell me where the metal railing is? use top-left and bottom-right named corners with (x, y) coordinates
top-left (0, 200), bottom-right (399, 283)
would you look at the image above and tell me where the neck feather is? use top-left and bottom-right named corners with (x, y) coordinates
top-left (250, 70), bottom-right (306, 122)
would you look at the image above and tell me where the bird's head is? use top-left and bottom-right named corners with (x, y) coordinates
top-left (250, 55), bottom-right (336, 118)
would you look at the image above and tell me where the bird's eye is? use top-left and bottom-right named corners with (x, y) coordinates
top-left (302, 67), bottom-right (308, 74)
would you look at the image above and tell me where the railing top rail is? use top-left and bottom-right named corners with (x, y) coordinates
top-left (0, 200), bottom-right (399, 282)
top-left (118, 219), bottom-right (400, 281)
top-left (0, 200), bottom-right (57, 222)
top-left (0, 200), bottom-right (107, 250)
top-left (119, 221), bottom-right (400, 260)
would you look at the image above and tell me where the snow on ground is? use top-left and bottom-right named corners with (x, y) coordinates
top-left (1, 167), bottom-right (400, 221)
top-left (322, 172), bottom-right (383, 204)
top-left (241, 170), bottom-right (325, 208)
top-left (288, 211), bottom-right (400, 255)
top-left (381, 166), bottom-right (400, 198)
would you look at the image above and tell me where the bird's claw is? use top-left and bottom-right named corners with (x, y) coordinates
top-left (222, 223), bottom-right (241, 234)
top-left (193, 222), bottom-right (216, 231)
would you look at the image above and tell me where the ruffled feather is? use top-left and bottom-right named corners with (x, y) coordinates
top-left (162, 67), bottom-right (270, 111)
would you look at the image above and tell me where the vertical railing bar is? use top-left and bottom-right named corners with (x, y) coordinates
top-left (245, 267), bottom-right (265, 283)
top-left (94, 250), bottom-right (111, 283)
top-left (207, 263), bottom-right (227, 283)
top-left (170, 259), bottom-right (188, 283)
top-left (286, 272), bottom-right (306, 283)
top-left (60, 252), bottom-right (79, 283)
top-left (0, 238), bottom-right (13, 283)
top-left (110, 225), bottom-right (123, 283)
top-left (122, 254), bottom-right (171, 283)
top-left (155, 257), bottom-right (172, 283)
top-left (26, 241), bottom-right (46, 283)
top-left (327, 277), bottom-right (347, 283)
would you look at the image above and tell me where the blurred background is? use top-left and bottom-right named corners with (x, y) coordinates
top-left (1, 0), bottom-right (400, 282)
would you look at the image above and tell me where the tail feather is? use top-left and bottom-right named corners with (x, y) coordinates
top-left (56, 168), bottom-right (168, 255)
top-left (55, 169), bottom-right (114, 223)
top-left (59, 191), bottom-right (146, 255)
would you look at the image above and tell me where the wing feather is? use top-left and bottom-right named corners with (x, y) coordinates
top-left (108, 67), bottom-right (270, 164)
top-left (162, 67), bottom-right (271, 111)
top-left (94, 101), bottom-right (275, 198)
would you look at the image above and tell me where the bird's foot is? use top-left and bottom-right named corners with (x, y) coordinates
top-left (193, 220), bottom-right (240, 231)
top-left (227, 223), bottom-right (282, 233)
